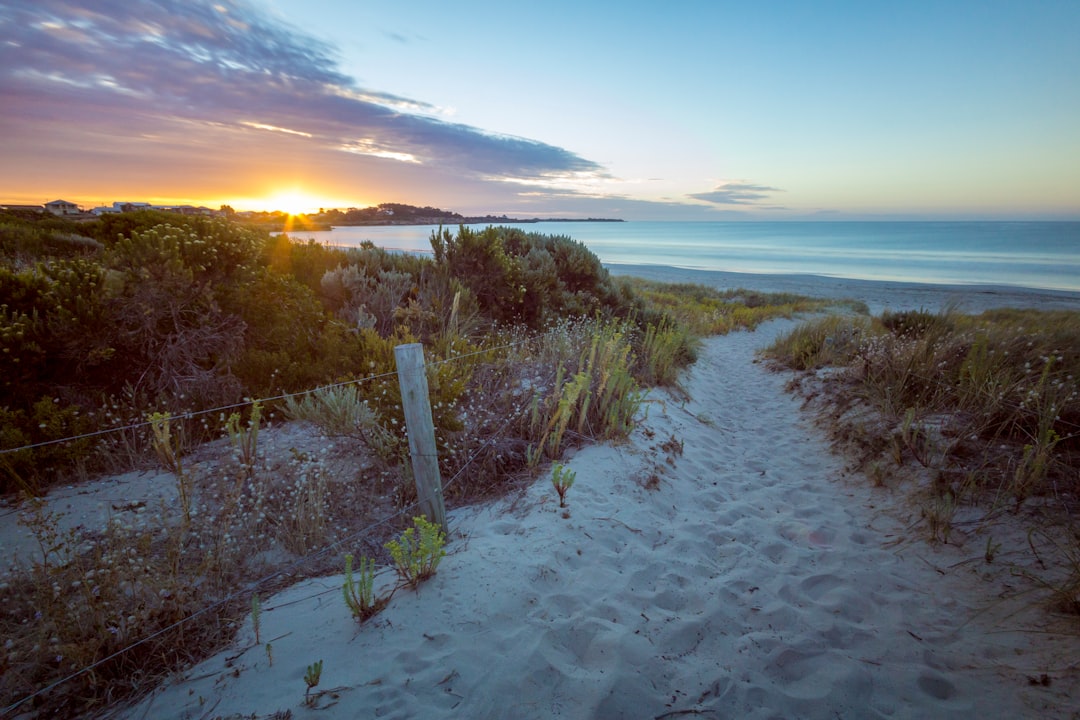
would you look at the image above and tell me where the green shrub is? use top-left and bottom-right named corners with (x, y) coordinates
top-left (385, 515), bottom-right (446, 589)
top-left (431, 226), bottom-right (525, 324)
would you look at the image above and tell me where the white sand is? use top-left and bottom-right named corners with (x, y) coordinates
top-left (113, 302), bottom-right (1079, 719)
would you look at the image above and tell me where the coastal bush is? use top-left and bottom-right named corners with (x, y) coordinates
top-left (0, 211), bottom-right (97, 261)
top-left (431, 225), bottom-right (525, 324)
top-left (763, 314), bottom-right (871, 371)
top-left (283, 385), bottom-right (401, 462)
top-left (431, 225), bottom-right (632, 328)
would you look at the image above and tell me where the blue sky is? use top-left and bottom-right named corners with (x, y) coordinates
top-left (2, 0), bottom-right (1078, 219)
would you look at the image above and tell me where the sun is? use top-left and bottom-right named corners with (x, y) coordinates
top-left (267, 190), bottom-right (320, 215)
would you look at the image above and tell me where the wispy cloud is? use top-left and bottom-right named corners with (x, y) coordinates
top-left (689, 182), bottom-right (783, 206)
top-left (339, 138), bottom-right (420, 164)
top-left (0, 0), bottom-right (604, 186)
top-left (240, 122), bottom-right (313, 138)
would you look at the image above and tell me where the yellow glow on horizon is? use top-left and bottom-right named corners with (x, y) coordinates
top-left (264, 189), bottom-right (324, 215)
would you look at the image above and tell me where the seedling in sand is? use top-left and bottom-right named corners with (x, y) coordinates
top-left (303, 659), bottom-right (323, 706)
top-left (148, 411), bottom-right (192, 524)
top-left (343, 553), bottom-right (390, 623)
top-left (251, 592), bottom-right (261, 644)
top-left (225, 401), bottom-right (262, 478)
top-left (900, 408), bottom-right (935, 467)
top-left (551, 463), bottom-right (576, 508)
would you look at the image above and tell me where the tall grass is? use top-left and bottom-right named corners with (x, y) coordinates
top-left (526, 318), bottom-right (642, 462)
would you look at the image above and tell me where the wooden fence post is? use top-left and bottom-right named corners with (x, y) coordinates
top-left (394, 343), bottom-right (448, 534)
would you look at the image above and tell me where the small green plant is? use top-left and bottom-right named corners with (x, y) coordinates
top-left (922, 493), bottom-right (956, 544)
top-left (283, 385), bottom-right (401, 461)
top-left (148, 411), bottom-right (191, 524)
top-left (225, 401), bottom-right (262, 476)
top-left (900, 408), bottom-right (935, 467)
top-left (866, 461), bottom-right (887, 488)
top-left (251, 592), bottom-right (261, 644)
top-left (385, 516), bottom-right (446, 589)
top-left (265, 642), bottom-right (273, 667)
top-left (303, 659), bottom-right (323, 707)
top-left (984, 536), bottom-right (1002, 564)
top-left (342, 553), bottom-right (389, 623)
top-left (525, 443), bottom-right (541, 468)
top-left (551, 463), bottom-right (576, 508)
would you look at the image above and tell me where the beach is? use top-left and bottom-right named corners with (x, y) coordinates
top-left (100, 269), bottom-right (1079, 720)
top-left (607, 264), bottom-right (1080, 316)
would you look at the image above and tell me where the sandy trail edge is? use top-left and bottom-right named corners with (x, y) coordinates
top-left (115, 320), bottom-right (1077, 720)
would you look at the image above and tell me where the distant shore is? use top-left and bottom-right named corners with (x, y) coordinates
top-left (606, 262), bottom-right (1080, 316)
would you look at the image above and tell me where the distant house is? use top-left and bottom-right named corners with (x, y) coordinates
top-left (113, 202), bottom-right (152, 213)
top-left (162, 205), bottom-right (215, 216)
top-left (91, 205), bottom-right (121, 215)
top-left (45, 199), bottom-right (81, 216)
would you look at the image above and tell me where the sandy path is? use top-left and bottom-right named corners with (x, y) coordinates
top-left (119, 320), bottom-right (1073, 720)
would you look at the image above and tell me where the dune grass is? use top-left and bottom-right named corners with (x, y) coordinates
top-left (766, 307), bottom-right (1080, 501)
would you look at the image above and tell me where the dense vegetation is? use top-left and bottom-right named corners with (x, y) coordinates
top-left (5, 212), bottom-right (627, 491)
top-left (2, 208), bottom-right (829, 716)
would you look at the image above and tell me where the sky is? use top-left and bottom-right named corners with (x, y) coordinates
top-left (1, 0), bottom-right (1078, 220)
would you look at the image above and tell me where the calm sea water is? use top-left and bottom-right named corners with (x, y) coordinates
top-left (284, 221), bottom-right (1080, 293)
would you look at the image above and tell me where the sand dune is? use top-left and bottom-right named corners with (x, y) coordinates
top-left (117, 315), bottom-right (1076, 720)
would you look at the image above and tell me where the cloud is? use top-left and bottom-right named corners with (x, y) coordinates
top-left (0, 0), bottom-right (604, 185)
top-left (689, 182), bottom-right (783, 205)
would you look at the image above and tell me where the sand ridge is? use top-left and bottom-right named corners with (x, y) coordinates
top-left (117, 319), bottom-right (1075, 719)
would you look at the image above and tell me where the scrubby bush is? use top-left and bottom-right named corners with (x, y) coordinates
top-left (430, 225), bottom-right (633, 328)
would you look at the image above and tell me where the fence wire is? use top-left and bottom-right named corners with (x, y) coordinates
top-left (1, 330), bottom-right (544, 717)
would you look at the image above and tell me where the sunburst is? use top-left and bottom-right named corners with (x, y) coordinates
top-left (267, 190), bottom-right (319, 215)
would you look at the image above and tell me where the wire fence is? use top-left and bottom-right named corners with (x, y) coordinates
top-left (0, 332), bottom-right (542, 717)
top-left (0, 336), bottom-right (535, 459)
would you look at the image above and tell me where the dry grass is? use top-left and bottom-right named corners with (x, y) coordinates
top-left (766, 306), bottom-right (1080, 617)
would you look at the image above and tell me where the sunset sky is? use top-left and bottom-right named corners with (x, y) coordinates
top-left (2, 0), bottom-right (1078, 220)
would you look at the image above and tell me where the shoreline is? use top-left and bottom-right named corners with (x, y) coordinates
top-left (606, 262), bottom-right (1080, 315)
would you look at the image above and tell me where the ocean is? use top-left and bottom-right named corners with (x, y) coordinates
top-left (283, 221), bottom-right (1080, 293)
